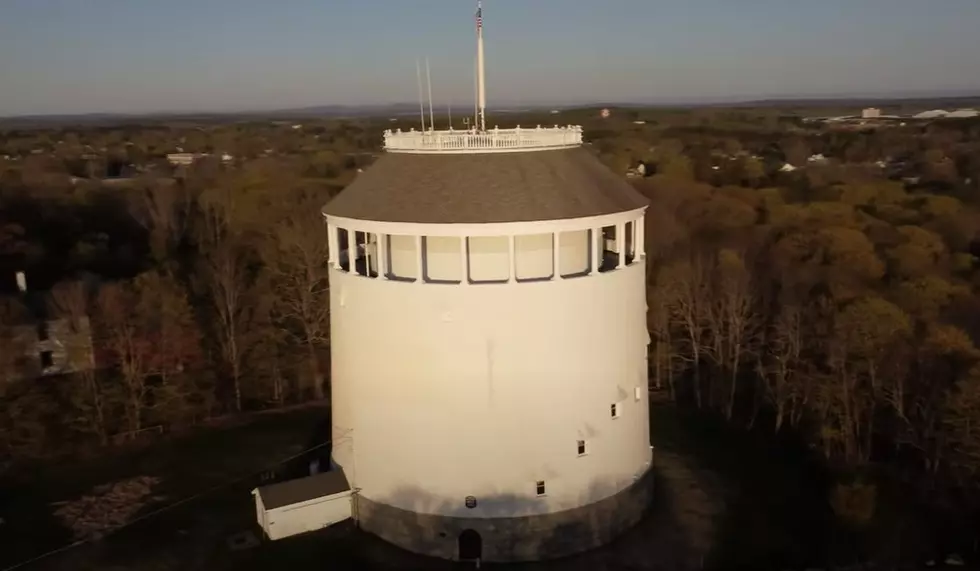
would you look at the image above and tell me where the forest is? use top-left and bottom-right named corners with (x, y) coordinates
top-left (3, 106), bottom-right (980, 564)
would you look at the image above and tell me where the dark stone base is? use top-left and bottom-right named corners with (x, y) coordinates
top-left (353, 469), bottom-right (655, 562)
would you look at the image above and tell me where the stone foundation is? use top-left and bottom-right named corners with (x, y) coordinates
top-left (353, 468), bottom-right (655, 562)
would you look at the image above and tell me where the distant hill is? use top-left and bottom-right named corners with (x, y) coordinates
top-left (703, 94), bottom-right (980, 109)
top-left (3, 93), bottom-right (979, 129)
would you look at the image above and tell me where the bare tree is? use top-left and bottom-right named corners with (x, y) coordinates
top-left (0, 296), bottom-right (32, 393)
top-left (660, 255), bottom-right (711, 409)
top-left (131, 181), bottom-right (192, 272)
top-left (94, 281), bottom-right (149, 438)
top-left (706, 249), bottom-right (759, 420)
top-left (757, 301), bottom-right (807, 432)
top-left (196, 200), bottom-right (260, 412)
top-left (47, 280), bottom-right (108, 445)
top-left (142, 273), bottom-right (211, 428)
top-left (647, 285), bottom-right (674, 398)
top-left (265, 190), bottom-right (331, 400)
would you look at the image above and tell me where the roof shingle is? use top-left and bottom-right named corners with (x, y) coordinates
top-left (257, 469), bottom-right (351, 510)
top-left (322, 147), bottom-right (648, 224)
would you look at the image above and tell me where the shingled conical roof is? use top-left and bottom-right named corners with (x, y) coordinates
top-left (322, 146), bottom-right (648, 225)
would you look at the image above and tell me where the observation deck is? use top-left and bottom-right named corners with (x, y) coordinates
top-left (382, 125), bottom-right (583, 154)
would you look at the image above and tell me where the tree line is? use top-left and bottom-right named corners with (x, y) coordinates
top-left (3, 109), bottom-right (980, 546)
top-left (639, 165), bottom-right (980, 544)
top-left (0, 155), bottom-right (341, 464)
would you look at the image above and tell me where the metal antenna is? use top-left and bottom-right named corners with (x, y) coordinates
top-left (425, 57), bottom-right (435, 132)
top-left (416, 59), bottom-right (426, 131)
top-left (475, 0), bottom-right (487, 131)
top-left (473, 55), bottom-right (478, 130)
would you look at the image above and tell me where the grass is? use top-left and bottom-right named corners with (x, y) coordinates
top-left (0, 403), bottom-right (330, 570)
top-left (3, 398), bottom-right (861, 571)
top-left (648, 401), bottom-right (839, 570)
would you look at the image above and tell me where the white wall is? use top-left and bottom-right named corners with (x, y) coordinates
top-left (260, 493), bottom-right (353, 540)
top-left (330, 261), bottom-right (650, 518)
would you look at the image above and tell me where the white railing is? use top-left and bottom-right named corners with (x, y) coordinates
top-left (383, 125), bottom-right (583, 154)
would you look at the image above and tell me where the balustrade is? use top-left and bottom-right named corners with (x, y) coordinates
top-left (383, 125), bottom-right (583, 153)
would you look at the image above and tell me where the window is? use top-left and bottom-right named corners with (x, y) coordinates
top-left (386, 234), bottom-right (419, 282)
top-left (611, 403), bottom-right (621, 418)
top-left (558, 229), bottom-right (591, 278)
top-left (577, 440), bottom-right (587, 456)
top-left (338, 228), bottom-right (351, 272)
top-left (422, 236), bottom-right (462, 284)
top-left (467, 236), bottom-right (509, 283)
top-left (599, 226), bottom-right (617, 272)
top-left (39, 351), bottom-right (53, 369)
top-left (635, 386), bottom-right (643, 401)
top-left (535, 481), bottom-right (546, 496)
top-left (514, 233), bottom-right (554, 282)
top-left (625, 221), bottom-right (636, 265)
top-left (354, 231), bottom-right (379, 278)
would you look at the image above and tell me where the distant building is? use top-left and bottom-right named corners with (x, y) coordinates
top-left (166, 153), bottom-right (203, 166)
top-left (600, 108), bottom-right (611, 118)
top-left (2, 316), bottom-right (96, 383)
top-left (913, 110), bottom-right (949, 120)
top-left (862, 107), bottom-right (881, 119)
top-left (1, 271), bottom-right (97, 386)
top-left (946, 109), bottom-right (979, 119)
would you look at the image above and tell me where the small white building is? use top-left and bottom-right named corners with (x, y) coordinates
top-left (252, 470), bottom-right (352, 541)
top-left (913, 110), bottom-right (949, 120)
top-left (166, 153), bottom-right (203, 166)
top-left (946, 109), bottom-right (979, 119)
top-left (861, 107), bottom-right (881, 119)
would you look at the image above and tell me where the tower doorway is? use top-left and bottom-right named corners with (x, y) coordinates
top-left (458, 529), bottom-right (482, 562)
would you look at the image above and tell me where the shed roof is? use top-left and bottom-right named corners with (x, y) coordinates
top-left (322, 147), bottom-right (649, 224)
top-left (257, 469), bottom-right (351, 510)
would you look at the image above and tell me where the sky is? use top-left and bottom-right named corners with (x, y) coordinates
top-left (2, 0), bottom-right (980, 116)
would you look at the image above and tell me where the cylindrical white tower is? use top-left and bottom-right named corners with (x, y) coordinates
top-left (322, 126), bottom-right (653, 563)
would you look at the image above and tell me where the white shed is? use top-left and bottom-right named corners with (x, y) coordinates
top-left (252, 469), bottom-right (352, 540)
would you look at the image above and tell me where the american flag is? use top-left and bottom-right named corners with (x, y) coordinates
top-left (476, 3), bottom-right (483, 31)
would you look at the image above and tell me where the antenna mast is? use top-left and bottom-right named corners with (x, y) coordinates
top-left (473, 56), bottom-right (478, 130)
top-left (415, 59), bottom-right (427, 131)
top-left (475, 0), bottom-right (486, 131)
top-left (425, 57), bottom-right (435, 132)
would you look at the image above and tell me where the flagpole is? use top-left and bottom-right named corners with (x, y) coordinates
top-left (476, 0), bottom-right (486, 132)
top-left (416, 59), bottom-right (426, 132)
top-left (425, 57), bottom-right (435, 132)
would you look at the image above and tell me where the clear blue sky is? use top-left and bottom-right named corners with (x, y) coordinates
top-left (2, 0), bottom-right (980, 116)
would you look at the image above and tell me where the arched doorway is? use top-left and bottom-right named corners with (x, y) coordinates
top-left (458, 529), bottom-right (482, 561)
